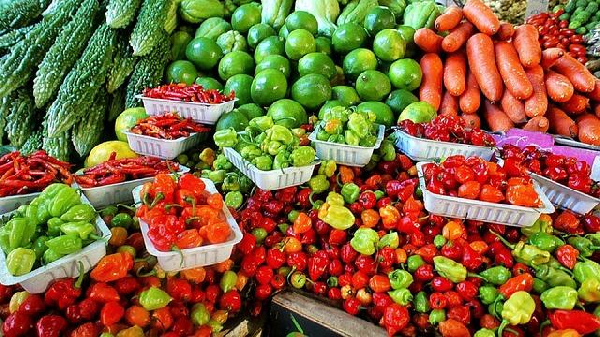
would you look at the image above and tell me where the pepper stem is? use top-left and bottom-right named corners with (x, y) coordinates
top-left (89, 234), bottom-right (105, 242)
top-left (497, 320), bottom-right (509, 337)
top-left (75, 261), bottom-right (85, 289)
top-left (290, 314), bottom-right (304, 335)
top-left (117, 204), bottom-right (136, 212)
top-left (149, 193), bottom-right (165, 208)
top-left (490, 230), bottom-right (516, 249)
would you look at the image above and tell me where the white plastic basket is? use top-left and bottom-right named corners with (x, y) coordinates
top-left (136, 95), bottom-right (236, 125)
top-left (223, 147), bottom-right (316, 190)
top-left (0, 194), bottom-right (111, 293)
top-left (125, 131), bottom-right (206, 160)
top-left (0, 192), bottom-right (41, 214)
top-left (392, 129), bottom-right (495, 162)
top-left (78, 166), bottom-right (190, 208)
top-left (308, 124), bottom-right (385, 167)
top-left (417, 162), bottom-right (555, 227)
top-left (530, 173), bottom-right (600, 215)
top-left (133, 179), bottom-right (242, 272)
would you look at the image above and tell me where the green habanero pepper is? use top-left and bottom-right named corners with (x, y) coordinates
top-left (45, 234), bottom-right (82, 255)
top-left (322, 106), bottom-right (349, 122)
top-left (433, 256), bottom-right (467, 283)
top-left (46, 218), bottom-right (64, 237)
top-left (220, 270), bottom-right (238, 293)
top-left (389, 269), bottom-right (413, 290)
top-left (377, 232), bottom-right (399, 249)
top-left (474, 328), bottom-right (496, 337)
top-left (213, 154), bottom-right (233, 170)
top-left (39, 183), bottom-right (69, 202)
top-left (374, 190), bottom-right (385, 200)
top-left (429, 309), bottom-right (446, 324)
top-left (326, 192), bottom-right (344, 206)
top-left (48, 187), bottom-right (81, 218)
top-left (222, 174), bottom-right (241, 191)
top-left (36, 202), bottom-right (50, 224)
top-left (479, 285), bottom-right (498, 305)
top-left (6, 248), bottom-right (35, 276)
top-left (60, 222), bottom-right (97, 240)
top-left (240, 145), bottom-right (262, 161)
top-left (586, 233), bottom-right (600, 246)
top-left (497, 233), bottom-right (552, 266)
top-left (528, 232), bottom-right (564, 252)
top-left (341, 183), bottom-right (360, 204)
top-left (138, 286), bottom-right (173, 310)
top-left (32, 235), bottom-right (48, 259)
top-left (316, 129), bottom-right (330, 141)
top-left (521, 216), bottom-right (554, 237)
top-left (480, 266), bottom-right (511, 286)
top-left (265, 141), bottom-right (284, 156)
top-left (323, 119), bottom-right (343, 135)
top-left (434, 234), bottom-right (447, 249)
top-left (488, 300), bottom-right (504, 318)
top-left (318, 161), bottom-right (337, 177)
top-left (290, 146), bottom-right (315, 167)
top-left (43, 248), bottom-right (64, 264)
top-left (100, 205), bottom-right (118, 218)
top-left (0, 225), bottom-right (9, 253)
top-left (249, 116), bottom-right (274, 132)
top-left (23, 205), bottom-right (41, 226)
top-left (273, 151), bottom-right (290, 170)
top-left (8, 218), bottom-right (36, 250)
top-left (111, 213), bottom-right (133, 229)
top-left (532, 278), bottom-right (549, 294)
top-left (407, 255), bottom-right (425, 272)
top-left (252, 155), bottom-right (273, 171)
top-left (389, 288), bottom-right (413, 306)
top-left (498, 291), bottom-right (535, 336)
top-left (378, 139), bottom-right (396, 161)
top-left (318, 202), bottom-right (355, 230)
top-left (414, 291), bottom-right (430, 313)
top-left (191, 303), bottom-right (210, 326)
top-left (224, 191), bottom-right (243, 209)
top-left (578, 278), bottom-right (600, 303)
top-left (541, 286), bottom-right (578, 309)
top-left (347, 113), bottom-right (370, 138)
top-left (60, 204), bottom-right (96, 223)
top-left (328, 134), bottom-right (345, 144)
top-left (239, 175), bottom-right (253, 193)
top-left (344, 130), bottom-right (360, 146)
top-left (213, 128), bottom-right (238, 147)
top-left (206, 170), bottom-right (226, 184)
top-left (568, 236), bottom-right (600, 257)
top-left (534, 264), bottom-right (577, 289)
top-left (350, 228), bottom-right (379, 255)
top-left (268, 125), bottom-right (294, 145)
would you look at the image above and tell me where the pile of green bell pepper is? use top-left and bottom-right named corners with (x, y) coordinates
top-left (315, 106), bottom-right (379, 147)
top-left (0, 183), bottom-right (101, 276)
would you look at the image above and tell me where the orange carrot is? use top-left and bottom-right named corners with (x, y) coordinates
top-left (495, 22), bottom-right (514, 41)
top-left (440, 90), bottom-right (459, 116)
top-left (524, 70), bottom-right (548, 118)
top-left (442, 21), bottom-right (475, 53)
top-left (541, 48), bottom-right (564, 69)
top-left (459, 70), bottom-right (481, 114)
top-left (414, 28), bottom-right (443, 53)
top-left (443, 51), bottom-right (466, 96)
top-left (595, 103), bottom-right (600, 118)
top-left (500, 90), bottom-right (526, 123)
top-left (587, 79), bottom-right (600, 101)
top-left (463, 0), bottom-right (500, 35)
top-left (522, 116), bottom-right (550, 132)
top-left (419, 53), bottom-right (444, 111)
top-left (513, 25), bottom-right (541, 68)
top-left (462, 114), bottom-right (481, 129)
top-left (482, 100), bottom-right (514, 131)
top-left (545, 71), bottom-right (574, 103)
top-left (435, 6), bottom-right (463, 31)
top-left (528, 64), bottom-right (544, 78)
top-left (466, 33), bottom-right (503, 102)
top-left (552, 54), bottom-right (596, 92)
top-left (577, 114), bottom-right (600, 145)
top-left (559, 93), bottom-right (589, 115)
top-left (547, 105), bottom-right (578, 137)
top-left (494, 41), bottom-right (533, 100)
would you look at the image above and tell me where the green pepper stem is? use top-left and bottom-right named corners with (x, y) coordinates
top-left (149, 193), bottom-right (165, 208)
top-left (75, 261), bottom-right (85, 289)
top-left (490, 230), bottom-right (515, 249)
top-left (290, 314), bottom-right (304, 335)
top-left (89, 234), bottom-right (105, 241)
top-left (497, 320), bottom-right (509, 337)
top-left (116, 204), bottom-right (136, 212)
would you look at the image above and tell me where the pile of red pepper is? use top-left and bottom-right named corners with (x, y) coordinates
top-left (143, 84), bottom-right (235, 104)
top-left (398, 115), bottom-right (496, 147)
top-left (527, 10), bottom-right (587, 63)
top-left (130, 113), bottom-right (210, 140)
top-left (75, 153), bottom-right (179, 188)
top-left (0, 150), bottom-right (73, 197)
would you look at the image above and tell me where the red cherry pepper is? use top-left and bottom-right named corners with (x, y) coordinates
top-left (2, 312), bottom-right (33, 337)
top-left (166, 278), bottom-right (192, 302)
top-left (35, 315), bottom-right (67, 337)
top-left (100, 301), bottom-right (124, 326)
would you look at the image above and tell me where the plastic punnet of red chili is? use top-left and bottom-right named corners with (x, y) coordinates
top-left (142, 84), bottom-right (235, 104)
top-left (398, 115), bottom-right (495, 147)
top-left (130, 112), bottom-right (210, 140)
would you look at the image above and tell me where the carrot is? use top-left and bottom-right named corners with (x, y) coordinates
top-left (466, 33), bottom-right (503, 102)
top-left (443, 51), bottom-right (466, 96)
top-left (500, 90), bottom-right (526, 123)
top-left (524, 70), bottom-right (548, 118)
top-left (595, 103), bottom-right (600, 118)
top-left (463, 0), bottom-right (500, 35)
top-left (494, 41), bottom-right (533, 100)
top-left (459, 70), bottom-right (481, 114)
top-left (419, 53), bottom-right (444, 111)
top-left (440, 90), bottom-right (459, 116)
top-left (541, 48), bottom-right (564, 69)
top-left (547, 105), bottom-right (578, 138)
top-left (482, 100), bottom-right (514, 132)
top-left (522, 116), bottom-right (550, 132)
top-left (495, 22), bottom-right (514, 41)
top-left (545, 71), bottom-right (574, 102)
top-left (528, 64), bottom-right (544, 78)
top-left (559, 93), bottom-right (589, 115)
top-left (577, 114), bottom-right (600, 145)
top-left (586, 79), bottom-right (600, 101)
top-left (552, 54), bottom-right (596, 92)
top-left (435, 6), bottom-right (463, 31)
top-left (513, 25), bottom-right (541, 68)
top-left (442, 21), bottom-right (475, 53)
top-left (461, 114), bottom-right (481, 129)
top-left (414, 28), bottom-right (443, 53)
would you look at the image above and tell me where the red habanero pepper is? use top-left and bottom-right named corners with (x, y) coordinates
top-left (447, 306), bottom-right (471, 325)
top-left (2, 312), bottom-right (33, 337)
top-left (548, 310), bottom-right (600, 335)
top-left (100, 301), bottom-right (124, 326)
top-left (69, 322), bottom-right (101, 337)
top-left (498, 273), bottom-right (533, 298)
top-left (153, 174), bottom-right (177, 203)
top-left (77, 298), bottom-right (99, 320)
top-left (555, 244), bottom-right (579, 269)
top-left (90, 252), bottom-right (134, 282)
top-left (35, 315), bottom-right (67, 337)
top-left (114, 277), bottom-right (140, 295)
top-left (383, 304), bottom-right (410, 336)
top-left (462, 245), bottom-right (484, 271)
top-left (308, 254), bottom-right (329, 281)
top-left (176, 189), bottom-right (196, 207)
top-left (45, 264), bottom-right (85, 310)
top-left (166, 278), bottom-right (193, 302)
top-left (88, 283), bottom-right (120, 303)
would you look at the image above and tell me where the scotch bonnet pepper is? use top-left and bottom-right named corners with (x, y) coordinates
top-left (498, 291), bottom-right (535, 336)
top-left (6, 247), bottom-right (35, 276)
top-left (290, 146), bottom-right (315, 167)
top-left (213, 128), bottom-right (238, 148)
top-left (318, 201), bottom-right (355, 230)
top-left (389, 269), bottom-right (413, 290)
top-left (578, 278), bottom-right (600, 303)
top-left (350, 228), bottom-right (378, 255)
top-left (541, 286), bottom-right (578, 309)
top-left (138, 287), bottom-right (172, 310)
top-left (433, 256), bottom-right (467, 283)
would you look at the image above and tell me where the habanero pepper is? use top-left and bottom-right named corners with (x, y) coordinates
top-left (548, 309), bottom-right (600, 335)
top-left (540, 286), bottom-right (578, 309)
top-left (88, 283), bottom-right (120, 303)
top-left (498, 273), bottom-right (534, 298)
top-left (138, 287), bottom-right (173, 311)
top-left (497, 291), bottom-right (535, 336)
top-left (45, 262), bottom-right (85, 310)
top-left (59, 204), bottom-right (95, 223)
top-left (578, 278), bottom-right (600, 303)
top-left (90, 252), bottom-right (134, 282)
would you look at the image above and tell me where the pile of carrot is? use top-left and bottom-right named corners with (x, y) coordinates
top-left (413, 0), bottom-right (600, 146)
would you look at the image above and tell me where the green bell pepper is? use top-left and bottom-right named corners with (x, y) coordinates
top-left (498, 291), bottom-right (535, 336)
top-left (344, 130), bottom-right (360, 146)
top-left (433, 256), bottom-right (467, 283)
top-left (414, 291), bottom-right (430, 313)
top-left (308, 175), bottom-right (330, 193)
top-left (389, 269), bottom-right (413, 290)
top-left (213, 128), bottom-right (239, 148)
top-left (377, 232), bottom-right (399, 249)
top-left (318, 161), bottom-right (337, 177)
top-left (32, 235), bottom-right (48, 259)
top-left (318, 202), bottom-right (355, 230)
top-left (139, 287), bottom-right (173, 310)
top-left (224, 191), bottom-right (243, 209)
top-left (273, 151), bottom-right (290, 170)
top-left (479, 285), bottom-right (498, 305)
top-left (45, 234), bottom-right (82, 255)
top-left (480, 266), bottom-right (511, 286)
top-left (19, 204), bottom-right (42, 227)
top-left (249, 116), bottom-right (274, 132)
top-left (578, 278), bottom-right (600, 303)
top-left (43, 248), bottom-right (63, 264)
top-left (8, 218), bottom-right (36, 250)
top-left (574, 260), bottom-right (600, 283)
top-left (350, 228), bottom-right (378, 255)
top-left (568, 236), bottom-right (600, 257)
top-left (6, 248), bottom-right (35, 276)
top-left (252, 155), bottom-right (273, 171)
top-left (341, 183), bottom-right (360, 204)
top-left (60, 222), bottom-right (96, 240)
top-left (541, 286), bottom-right (578, 309)
top-left (528, 232), bottom-right (564, 252)
top-left (48, 187), bottom-right (81, 218)
top-left (389, 288), bottom-right (412, 305)
top-left (60, 204), bottom-right (96, 223)
top-left (46, 218), bottom-right (64, 237)
top-left (290, 146), bottom-right (315, 167)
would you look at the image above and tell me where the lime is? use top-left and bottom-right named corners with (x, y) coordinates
top-left (267, 99), bottom-right (308, 128)
top-left (195, 76), bottom-right (223, 91)
top-left (398, 25), bottom-right (417, 58)
top-left (315, 36), bottom-right (332, 55)
top-left (298, 53), bottom-right (336, 79)
top-left (171, 31), bottom-right (193, 60)
top-left (218, 51), bottom-right (254, 81)
top-left (291, 74), bottom-right (332, 110)
top-left (399, 102), bottom-right (437, 123)
top-left (355, 70), bottom-right (391, 102)
top-left (251, 69), bottom-right (288, 106)
top-left (255, 55), bottom-right (291, 78)
top-left (343, 48), bottom-right (377, 80)
top-left (115, 108), bottom-right (147, 142)
top-left (285, 11), bottom-right (318, 35)
top-left (216, 109), bottom-right (249, 132)
top-left (357, 102), bottom-right (394, 127)
top-left (363, 6), bottom-right (396, 36)
top-left (247, 23), bottom-right (276, 49)
top-left (331, 86), bottom-right (361, 106)
top-left (279, 25), bottom-right (290, 39)
top-left (195, 17), bottom-right (231, 40)
top-left (373, 29), bottom-right (406, 62)
top-left (386, 89), bottom-right (419, 117)
top-left (389, 58), bottom-right (422, 91)
top-left (318, 100), bottom-right (344, 119)
top-left (332, 23), bottom-right (367, 55)
top-left (166, 60), bottom-right (197, 85)
top-left (224, 74), bottom-right (254, 106)
top-left (285, 29), bottom-right (316, 60)
top-left (254, 36), bottom-right (285, 63)
top-left (238, 103), bottom-right (265, 119)
top-left (185, 37), bottom-right (223, 70)
top-left (216, 30), bottom-right (248, 53)
top-left (231, 3), bottom-right (261, 33)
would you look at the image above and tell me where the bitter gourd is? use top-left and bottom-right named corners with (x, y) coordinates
top-left (0, 26), bottom-right (34, 55)
top-left (45, 24), bottom-right (116, 137)
top-left (107, 36), bottom-right (136, 94)
top-left (105, 0), bottom-right (143, 29)
top-left (33, 0), bottom-right (99, 108)
top-left (0, 94), bottom-right (13, 143)
top-left (42, 121), bottom-right (72, 161)
top-left (108, 87), bottom-right (126, 121)
top-left (6, 89), bottom-right (36, 147)
top-left (129, 0), bottom-right (170, 56)
top-left (20, 129), bottom-right (43, 155)
top-left (164, 0), bottom-right (181, 34)
top-left (72, 90), bottom-right (106, 157)
top-left (0, 0), bottom-right (50, 30)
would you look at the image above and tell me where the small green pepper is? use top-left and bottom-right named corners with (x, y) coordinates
top-left (43, 248), bottom-right (64, 264)
top-left (429, 309), bottom-right (446, 324)
top-left (541, 286), bottom-right (578, 309)
top-left (575, 260), bottom-right (600, 284)
top-left (479, 285), bottom-right (498, 305)
top-left (344, 130), bottom-right (360, 146)
top-left (267, 125), bottom-right (294, 145)
top-left (568, 236), bottom-right (600, 257)
top-left (307, 174), bottom-right (330, 193)
top-left (212, 154), bottom-right (233, 170)
top-left (290, 146), bottom-right (315, 167)
top-left (480, 266), bottom-right (511, 286)
top-left (249, 116), bottom-right (274, 132)
top-left (48, 186), bottom-right (81, 218)
top-left (433, 256), bottom-right (467, 283)
top-left (521, 216), bottom-right (553, 237)
top-left (32, 235), bottom-right (49, 259)
top-left (222, 174), bottom-right (240, 191)
top-left (414, 291), bottom-right (430, 313)
top-left (535, 264), bottom-right (577, 289)
top-left (389, 269), bottom-right (413, 290)
top-left (100, 205), bottom-right (118, 218)
top-left (374, 190), bottom-right (384, 200)
top-left (347, 113), bottom-right (370, 138)
top-left (318, 161), bottom-right (337, 177)
top-left (213, 128), bottom-right (238, 147)
top-left (528, 232), bottom-right (564, 252)
top-left (8, 218), bottom-right (36, 250)
top-left (349, 228), bottom-right (378, 255)
top-left (389, 288), bottom-right (412, 305)
top-left (46, 218), bottom-right (64, 237)
top-left (7, 248), bottom-right (35, 276)
top-left (495, 233), bottom-right (551, 266)
top-left (578, 278), bottom-right (600, 303)
top-left (407, 255), bottom-right (425, 272)
top-left (60, 204), bottom-right (96, 223)
top-left (327, 134), bottom-right (345, 144)
top-left (23, 205), bottom-right (42, 226)
top-left (377, 232), bottom-right (399, 249)
top-left (138, 287), bottom-right (172, 310)
top-left (220, 271), bottom-right (238, 293)
top-left (252, 155), bottom-right (273, 171)
top-left (191, 303), bottom-right (210, 326)
top-left (532, 278), bottom-right (549, 294)
top-left (45, 234), bottom-right (82, 255)
top-left (238, 175), bottom-right (253, 193)
top-left (240, 145), bottom-right (262, 161)
top-left (326, 192), bottom-right (344, 206)
top-left (378, 139), bottom-right (396, 161)
top-left (224, 191), bottom-right (243, 209)
top-left (60, 222), bottom-right (96, 240)
top-left (265, 141), bottom-right (284, 156)
top-left (498, 291), bottom-right (535, 336)
top-left (473, 328), bottom-right (495, 337)
top-left (433, 234), bottom-right (446, 249)
top-left (341, 183), bottom-right (360, 204)
top-left (488, 301), bottom-right (504, 318)
top-left (203, 169), bottom-right (226, 184)
top-left (111, 213), bottom-right (133, 229)
top-left (39, 183), bottom-right (69, 202)
top-left (359, 134), bottom-right (377, 147)
top-left (318, 202), bottom-right (355, 230)
top-left (273, 151), bottom-right (290, 170)
top-left (0, 225), bottom-right (11, 253)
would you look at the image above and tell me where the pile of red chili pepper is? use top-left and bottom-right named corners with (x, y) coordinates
top-left (130, 113), bottom-right (210, 140)
top-left (398, 115), bottom-right (496, 147)
top-left (75, 153), bottom-right (179, 188)
top-left (143, 84), bottom-right (235, 104)
top-left (0, 150), bottom-right (73, 197)
top-left (526, 10), bottom-right (587, 63)
top-left (136, 173), bottom-right (232, 251)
